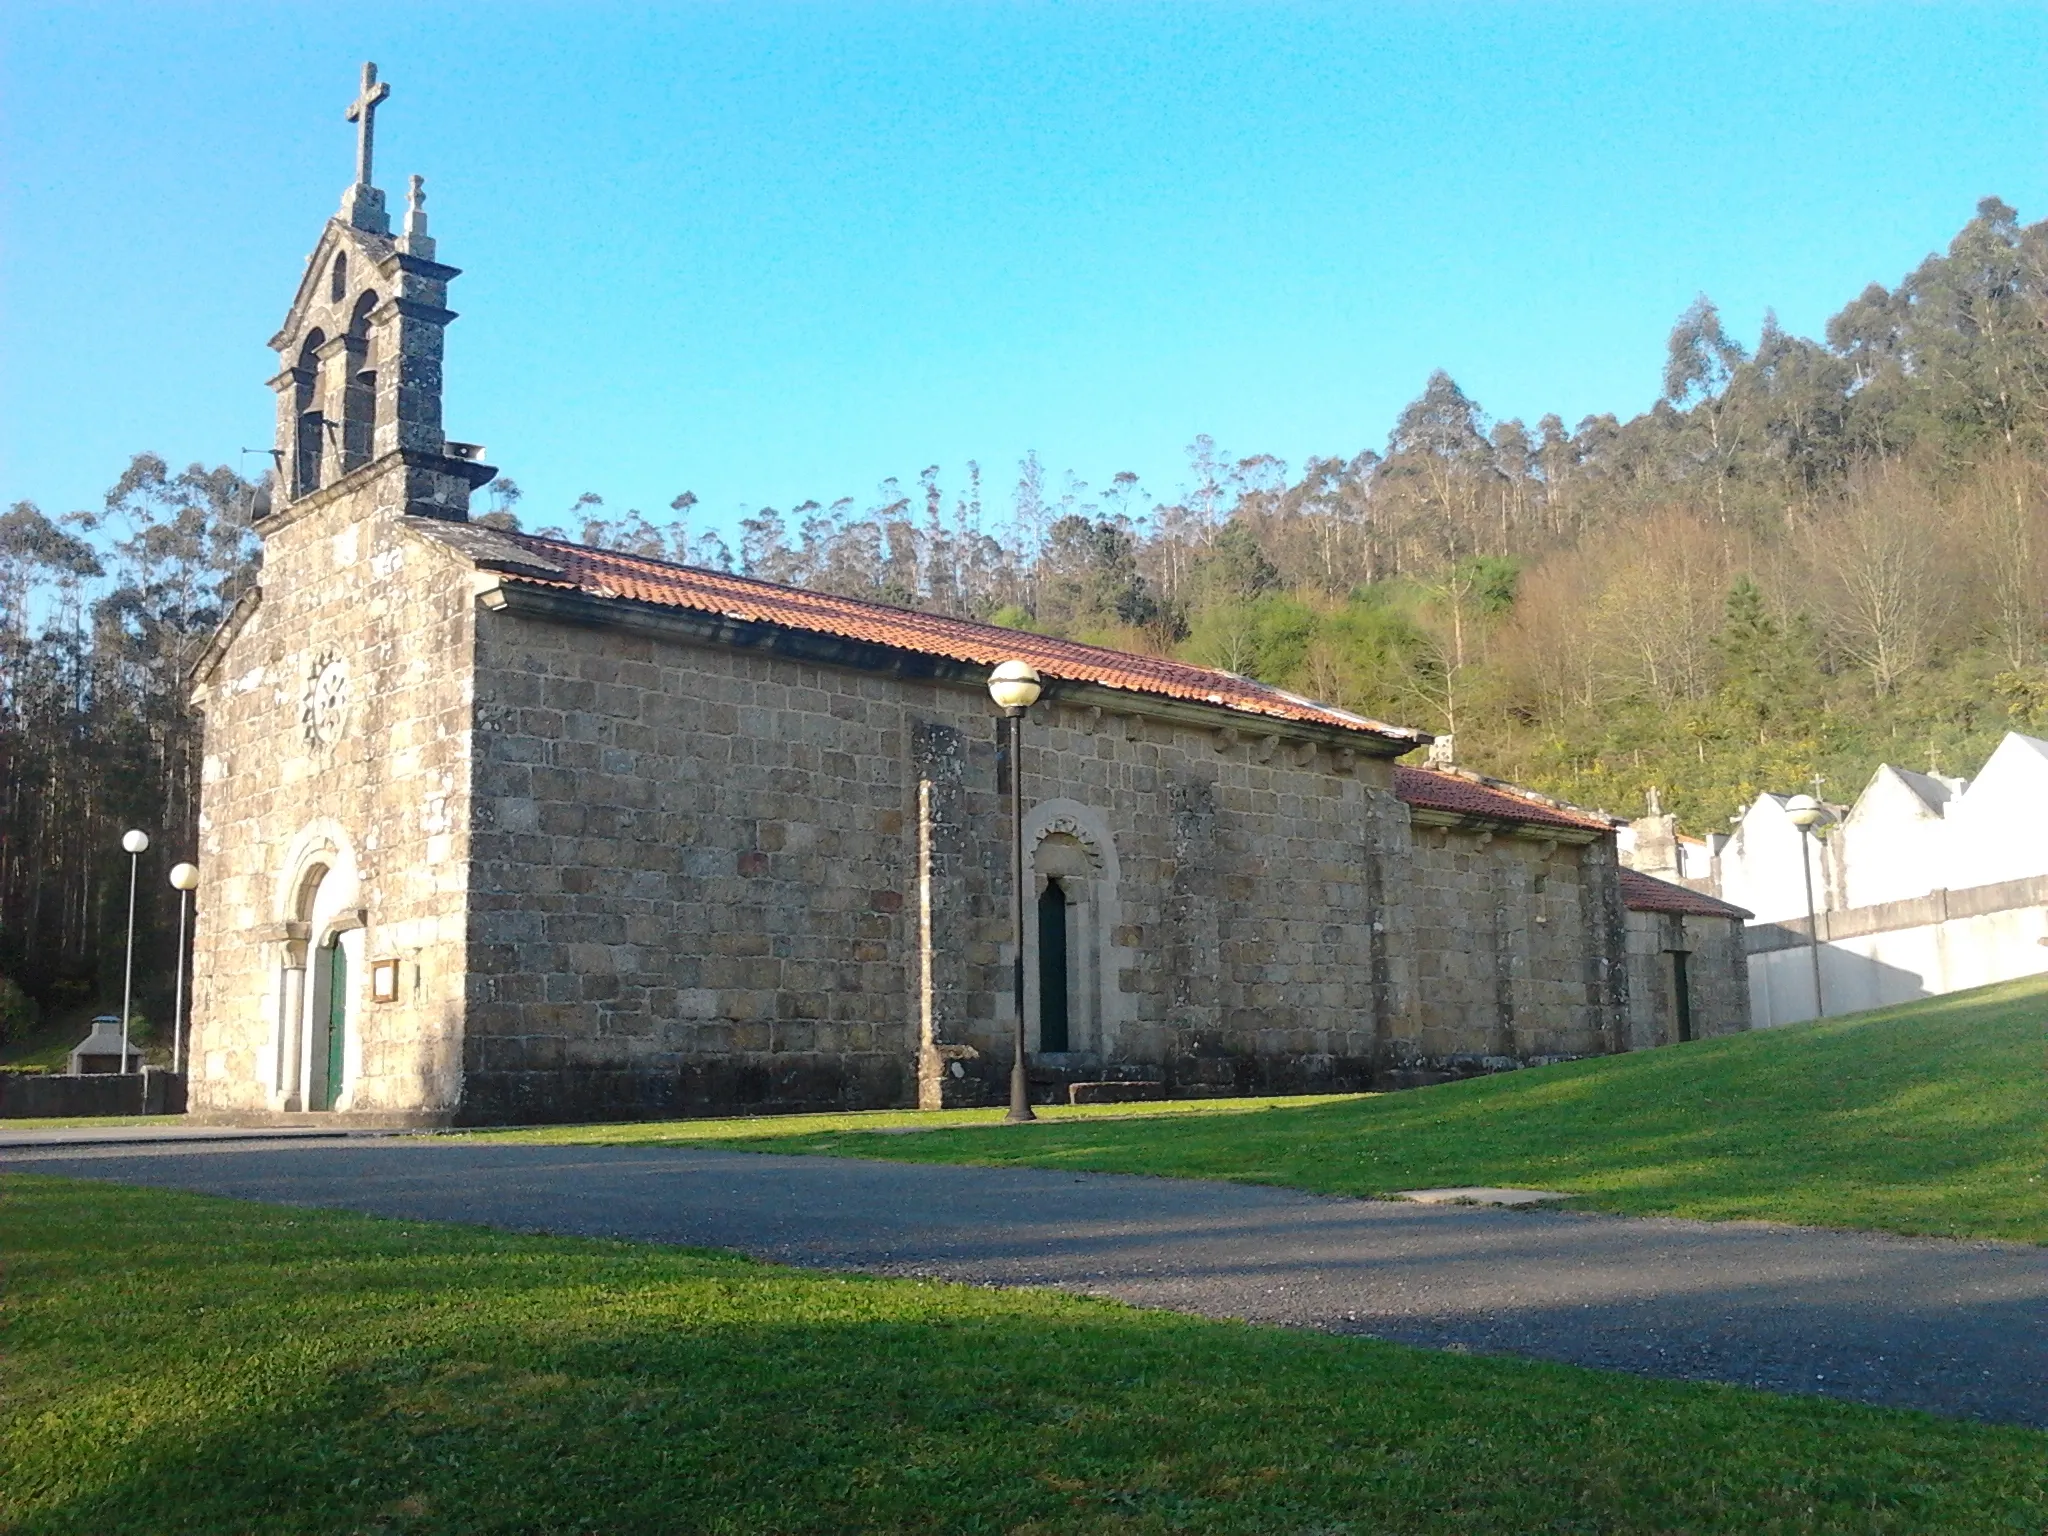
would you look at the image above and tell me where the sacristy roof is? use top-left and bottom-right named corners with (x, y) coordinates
top-left (1393, 766), bottom-right (1617, 834)
top-left (1618, 868), bottom-right (1752, 920)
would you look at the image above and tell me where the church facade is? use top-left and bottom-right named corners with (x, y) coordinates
top-left (184, 71), bottom-right (1743, 1125)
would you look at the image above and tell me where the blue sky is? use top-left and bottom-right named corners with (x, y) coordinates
top-left (4, 3), bottom-right (2045, 545)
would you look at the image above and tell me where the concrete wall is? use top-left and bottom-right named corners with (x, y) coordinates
top-left (0, 1069), bottom-right (185, 1119)
top-left (1747, 875), bottom-right (2048, 1027)
top-left (1839, 767), bottom-right (1959, 909)
top-left (185, 479), bottom-right (480, 1120)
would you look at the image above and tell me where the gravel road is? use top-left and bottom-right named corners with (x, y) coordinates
top-left (9, 1136), bottom-right (2043, 1428)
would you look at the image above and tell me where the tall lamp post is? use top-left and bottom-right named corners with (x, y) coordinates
top-left (988, 660), bottom-right (1044, 1124)
top-left (1785, 794), bottom-right (1829, 1019)
top-left (169, 862), bottom-right (199, 1075)
top-left (119, 829), bottom-right (150, 1073)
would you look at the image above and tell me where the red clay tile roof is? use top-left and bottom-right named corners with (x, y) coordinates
top-left (1394, 766), bottom-right (1617, 833)
top-left (479, 529), bottom-right (1426, 745)
top-left (1619, 868), bottom-right (1752, 920)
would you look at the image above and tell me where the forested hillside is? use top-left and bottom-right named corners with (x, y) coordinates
top-left (6, 197), bottom-right (2045, 1019)
top-left (526, 198), bottom-right (2048, 830)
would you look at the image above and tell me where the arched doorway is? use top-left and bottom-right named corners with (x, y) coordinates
top-left (1023, 802), bottom-right (1132, 1058)
top-left (272, 823), bottom-right (362, 1113)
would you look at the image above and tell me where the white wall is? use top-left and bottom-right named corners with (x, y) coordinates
top-left (1716, 796), bottom-right (1834, 925)
top-left (1944, 734), bottom-right (2048, 892)
top-left (1839, 767), bottom-right (1956, 909)
top-left (1716, 735), bottom-right (2048, 923)
top-left (1749, 898), bottom-right (2048, 1028)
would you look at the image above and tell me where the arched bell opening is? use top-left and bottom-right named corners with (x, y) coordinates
top-left (293, 329), bottom-right (328, 496)
top-left (340, 291), bottom-right (380, 473)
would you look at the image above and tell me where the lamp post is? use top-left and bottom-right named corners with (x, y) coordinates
top-left (119, 829), bottom-right (150, 1073)
top-left (988, 660), bottom-right (1044, 1124)
top-left (169, 862), bottom-right (199, 1075)
top-left (1785, 794), bottom-right (1829, 1019)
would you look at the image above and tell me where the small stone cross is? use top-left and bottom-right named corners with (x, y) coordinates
top-left (345, 62), bottom-right (391, 187)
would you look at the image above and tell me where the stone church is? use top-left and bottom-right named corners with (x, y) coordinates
top-left (185, 69), bottom-right (1747, 1125)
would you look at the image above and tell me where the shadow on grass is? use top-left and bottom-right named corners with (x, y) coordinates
top-left (762, 977), bottom-right (2048, 1243)
top-left (7, 1177), bottom-right (2048, 1535)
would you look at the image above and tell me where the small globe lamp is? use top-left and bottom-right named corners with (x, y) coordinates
top-left (987, 661), bottom-right (1044, 1122)
top-left (169, 862), bottom-right (199, 1075)
top-left (119, 830), bottom-right (150, 1072)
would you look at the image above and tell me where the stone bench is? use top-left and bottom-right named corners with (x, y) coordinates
top-left (1067, 1080), bottom-right (1166, 1105)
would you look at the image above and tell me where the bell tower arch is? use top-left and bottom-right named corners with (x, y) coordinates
top-left (262, 63), bottom-right (495, 529)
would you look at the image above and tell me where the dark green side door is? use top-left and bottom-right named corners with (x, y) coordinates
top-left (317, 941), bottom-right (347, 1111)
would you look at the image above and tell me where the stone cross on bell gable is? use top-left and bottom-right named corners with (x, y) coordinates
top-left (336, 63), bottom-right (394, 234)
top-left (345, 62), bottom-right (391, 188)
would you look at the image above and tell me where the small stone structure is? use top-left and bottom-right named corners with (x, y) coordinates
top-left (183, 69), bottom-right (1746, 1125)
top-left (1618, 871), bottom-right (1752, 1046)
top-left (68, 1016), bottom-right (142, 1075)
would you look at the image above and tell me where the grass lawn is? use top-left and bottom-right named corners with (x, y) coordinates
top-left (484, 975), bottom-right (2048, 1245)
top-left (0, 1115), bottom-right (188, 1131)
top-left (4, 1177), bottom-right (2044, 1534)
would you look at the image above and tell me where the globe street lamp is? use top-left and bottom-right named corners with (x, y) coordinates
top-left (169, 862), bottom-right (199, 1075)
top-left (988, 660), bottom-right (1044, 1124)
top-left (1785, 794), bottom-right (1829, 1019)
top-left (119, 829), bottom-right (150, 1073)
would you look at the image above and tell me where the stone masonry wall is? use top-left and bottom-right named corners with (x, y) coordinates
top-left (460, 605), bottom-right (1413, 1122)
top-left (459, 597), bottom-right (1633, 1122)
top-left (187, 474), bottom-right (478, 1118)
top-left (1382, 819), bottom-right (1622, 1084)
top-left (1625, 911), bottom-right (1751, 1047)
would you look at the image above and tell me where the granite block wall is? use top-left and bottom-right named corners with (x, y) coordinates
top-left (185, 482), bottom-right (478, 1119)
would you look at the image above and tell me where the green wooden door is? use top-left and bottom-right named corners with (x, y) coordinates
top-left (318, 941), bottom-right (347, 1111)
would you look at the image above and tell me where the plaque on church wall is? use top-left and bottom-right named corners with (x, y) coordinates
top-left (371, 958), bottom-right (401, 1004)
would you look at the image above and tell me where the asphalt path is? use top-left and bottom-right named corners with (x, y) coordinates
top-left (9, 1137), bottom-right (2045, 1428)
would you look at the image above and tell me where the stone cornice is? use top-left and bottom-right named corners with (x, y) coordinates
top-left (368, 297), bottom-right (458, 328)
top-left (373, 249), bottom-right (461, 283)
top-left (256, 448), bottom-right (498, 534)
top-left (1405, 803), bottom-right (1601, 845)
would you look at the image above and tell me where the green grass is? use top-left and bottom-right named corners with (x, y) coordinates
top-left (0, 1001), bottom-right (169, 1073)
top-left (0, 1012), bottom-right (88, 1072)
top-left (486, 975), bottom-right (2048, 1245)
top-left (4, 1177), bottom-right (2044, 1534)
